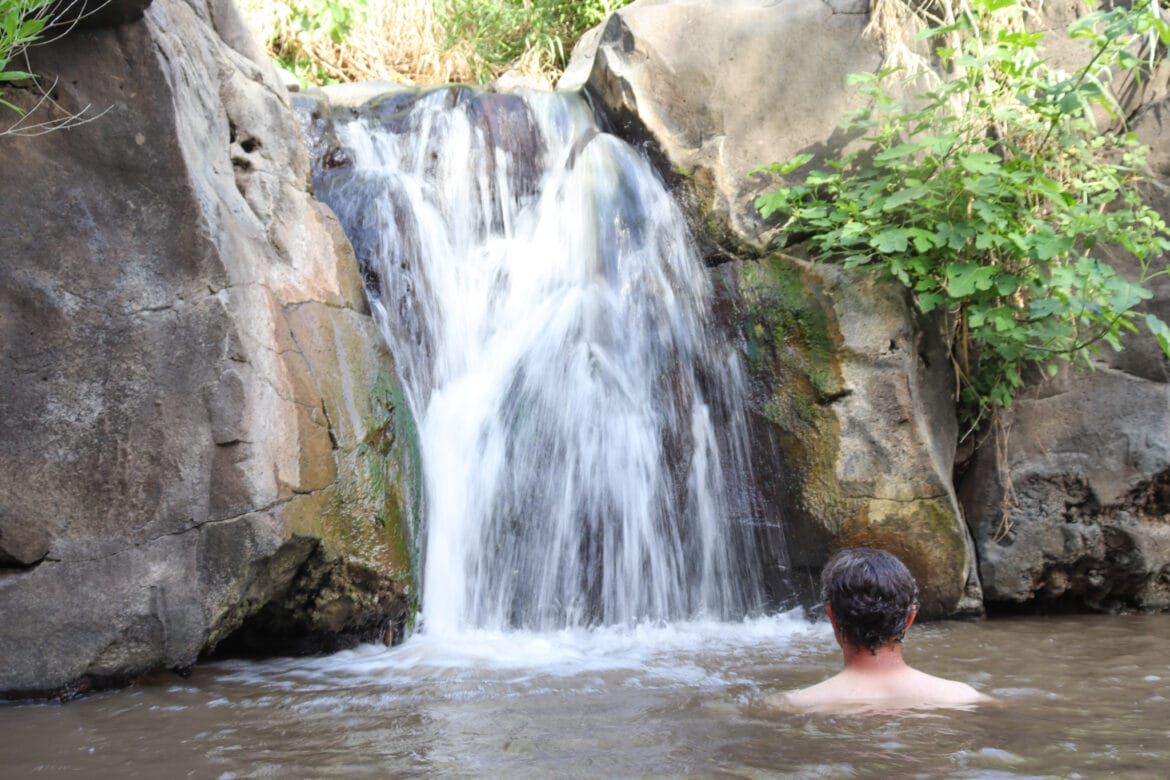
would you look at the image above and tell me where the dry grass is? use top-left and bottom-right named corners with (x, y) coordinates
top-left (244, 0), bottom-right (994, 90)
top-left (326, 0), bottom-right (471, 85)
top-left (865, 0), bottom-right (1036, 72)
top-left (237, 0), bottom-right (559, 87)
top-left (864, 0), bottom-right (1038, 120)
top-left (864, 0), bottom-right (945, 74)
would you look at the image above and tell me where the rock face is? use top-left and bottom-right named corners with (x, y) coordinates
top-left (0, 0), bottom-right (416, 698)
top-left (566, 0), bottom-right (982, 615)
top-left (957, 361), bottom-right (1170, 610)
top-left (561, 0), bottom-right (876, 254)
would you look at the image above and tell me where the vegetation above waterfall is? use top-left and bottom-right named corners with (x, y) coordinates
top-left (0, 0), bottom-right (48, 113)
top-left (1, 0), bottom-right (115, 135)
top-left (756, 0), bottom-right (1170, 438)
top-left (0, 0), bottom-right (58, 131)
top-left (237, 0), bottom-right (633, 86)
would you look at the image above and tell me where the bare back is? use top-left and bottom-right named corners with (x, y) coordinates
top-left (772, 667), bottom-right (990, 714)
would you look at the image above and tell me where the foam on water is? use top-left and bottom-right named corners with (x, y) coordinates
top-left (209, 611), bottom-right (826, 693)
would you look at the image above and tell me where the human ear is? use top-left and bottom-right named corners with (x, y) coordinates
top-left (904, 604), bottom-right (918, 631)
top-left (825, 603), bottom-right (844, 639)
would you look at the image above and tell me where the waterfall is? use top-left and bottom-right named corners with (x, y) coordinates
top-left (314, 87), bottom-right (768, 636)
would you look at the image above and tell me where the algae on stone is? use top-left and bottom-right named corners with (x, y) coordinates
top-left (734, 253), bottom-right (981, 616)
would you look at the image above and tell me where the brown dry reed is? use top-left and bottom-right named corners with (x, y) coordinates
top-left (237, 0), bottom-right (560, 87)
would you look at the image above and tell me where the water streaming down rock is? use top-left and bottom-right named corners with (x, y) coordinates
top-left (312, 87), bottom-right (772, 635)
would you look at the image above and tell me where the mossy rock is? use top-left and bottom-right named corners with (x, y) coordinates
top-left (732, 252), bottom-right (981, 616)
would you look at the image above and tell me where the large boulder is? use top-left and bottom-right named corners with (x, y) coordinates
top-left (565, 0), bottom-right (982, 614)
top-left (561, 0), bottom-right (876, 254)
top-left (957, 360), bottom-right (1170, 610)
top-left (725, 253), bottom-right (981, 616)
top-left (0, 0), bottom-right (416, 698)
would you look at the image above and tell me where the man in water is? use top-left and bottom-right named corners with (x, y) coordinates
top-left (774, 547), bottom-right (989, 712)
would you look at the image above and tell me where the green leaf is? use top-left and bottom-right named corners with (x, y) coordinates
top-left (974, 231), bottom-right (1002, 250)
top-left (874, 142), bottom-right (924, 164)
top-left (778, 153), bottom-right (815, 175)
top-left (1029, 231), bottom-right (1071, 260)
top-left (959, 153), bottom-right (1003, 175)
top-left (917, 291), bottom-right (945, 313)
top-left (919, 21), bottom-right (962, 39)
top-left (987, 307), bottom-right (1017, 332)
top-left (838, 221), bottom-right (867, 244)
top-left (945, 262), bottom-right (996, 297)
top-left (997, 30), bottom-right (1044, 48)
top-left (870, 228), bottom-right (915, 253)
top-left (909, 228), bottom-right (937, 253)
top-left (882, 186), bottom-right (930, 210)
top-left (754, 192), bottom-right (790, 220)
top-left (995, 274), bottom-right (1022, 296)
top-left (922, 133), bottom-right (961, 154)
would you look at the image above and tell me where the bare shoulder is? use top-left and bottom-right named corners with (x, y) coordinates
top-left (769, 670), bottom-right (992, 714)
top-left (765, 682), bottom-right (829, 711)
top-left (766, 673), bottom-right (870, 713)
top-left (907, 669), bottom-right (992, 705)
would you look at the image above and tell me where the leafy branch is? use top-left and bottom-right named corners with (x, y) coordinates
top-left (755, 0), bottom-right (1170, 437)
top-left (1, 0), bottom-right (112, 136)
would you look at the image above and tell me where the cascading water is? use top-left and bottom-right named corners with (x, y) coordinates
top-left (314, 87), bottom-right (771, 636)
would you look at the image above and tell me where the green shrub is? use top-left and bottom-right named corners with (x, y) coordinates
top-left (0, 0), bottom-right (53, 113)
top-left (438, 0), bottom-right (631, 83)
top-left (239, 0), bottom-right (370, 85)
top-left (756, 0), bottom-right (1170, 436)
top-left (238, 0), bottom-right (633, 86)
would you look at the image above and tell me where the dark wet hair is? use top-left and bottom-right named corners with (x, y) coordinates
top-left (821, 547), bottom-right (919, 653)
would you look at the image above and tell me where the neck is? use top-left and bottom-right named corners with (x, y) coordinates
top-left (840, 641), bottom-right (909, 674)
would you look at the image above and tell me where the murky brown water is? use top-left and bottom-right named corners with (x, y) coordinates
top-left (3, 613), bottom-right (1169, 778)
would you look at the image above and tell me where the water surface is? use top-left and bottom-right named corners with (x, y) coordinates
top-left (4, 613), bottom-right (1168, 777)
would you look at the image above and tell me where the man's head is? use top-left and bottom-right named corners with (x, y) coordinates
top-left (821, 547), bottom-right (919, 653)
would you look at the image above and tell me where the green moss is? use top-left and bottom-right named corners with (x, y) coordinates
top-left (736, 253), bottom-right (849, 547)
top-left (369, 369), bottom-right (422, 625)
top-left (674, 164), bottom-right (758, 263)
top-left (741, 256), bottom-right (841, 398)
top-left (298, 362), bottom-right (421, 629)
top-left (739, 254), bottom-right (844, 433)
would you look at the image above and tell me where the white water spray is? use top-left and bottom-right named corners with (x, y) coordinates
top-left (319, 87), bottom-right (765, 636)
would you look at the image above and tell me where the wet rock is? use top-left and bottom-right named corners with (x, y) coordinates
top-left (0, 0), bottom-right (415, 699)
top-left (467, 91), bottom-right (546, 202)
top-left (958, 363), bottom-right (1170, 611)
top-left (728, 254), bottom-right (981, 617)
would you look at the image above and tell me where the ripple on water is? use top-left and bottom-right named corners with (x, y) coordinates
top-left (3, 614), bottom-right (1170, 778)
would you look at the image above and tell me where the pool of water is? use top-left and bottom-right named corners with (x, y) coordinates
top-left (3, 613), bottom-right (1168, 778)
